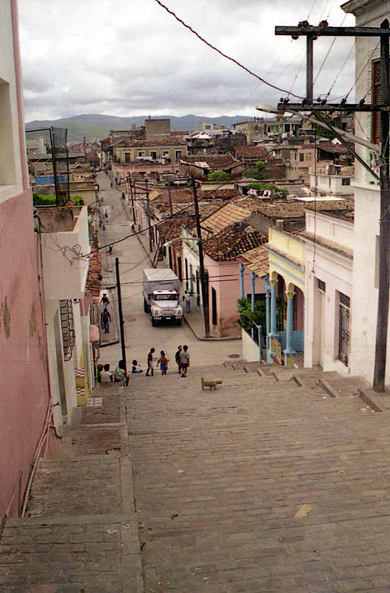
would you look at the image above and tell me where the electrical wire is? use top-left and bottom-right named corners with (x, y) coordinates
top-left (152, 0), bottom-right (303, 100)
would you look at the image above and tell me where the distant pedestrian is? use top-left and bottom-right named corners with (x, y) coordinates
top-left (102, 224), bottom-right (106, 231)
top-left (101, 364), bottom-right (113, 383)
top-left (104, 210), bottom-right (109, 222)
top-left (107, 245), bottom-right (113, 256)
top-left (185, 291), bottom-right (191, 313)
top-left (131, 223), bottom-right (135, 233)
top-left (100, 293), bottom-right (110, 309)
top-left (110, 181), bottom-right (113, 188)
top-left (146, 348), bottom-right (155, 377)
top-left (158, 351), bottom-right (169, 375)
top-left (175, 345), bottom-right (182, 374)
top-left (102, 309), bottom-right (111, 333)
top-left (121, 191), bottom-right (125, 200)
top-left (180, 345), bottom-right (190, 377)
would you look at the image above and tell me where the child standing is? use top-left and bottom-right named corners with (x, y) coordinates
top-left (146, 348), bottom-right (155, 377)
top-left (158, 351), bottom-right (169, 375)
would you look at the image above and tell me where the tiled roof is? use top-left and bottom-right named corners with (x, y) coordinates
top-left (180, 155), bottom-right (237, 168)
top-left (204, 222), bottom-right (266, 261)
top-left (237, 245), bottom-right (269, 278)
top-left (201, 202), bottom-right (253, 235)
top-left (118, 137), bottom-right (187, 147)
top-left (198, 188), bottom-right (240, 200)
top-left (317, 142), bottom-right (349, 154)
top-left (234, 145), bottom-right (269, 159)
top-left (305, 200), bottom-right (354, 221)
top-left (254, 201), bottom-right (307, 218)
top-left (85, 250), bottom-right (102, 298)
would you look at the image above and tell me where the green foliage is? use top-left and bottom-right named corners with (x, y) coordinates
top-left (307, 113), bottom-right (335, 140)
top-left (249, 182), bottom-right (288, 199)
top-left (237, 297), bottom-right (266, 333)
top-left (251, 160), bottom-right (267, 180)
top-left (207, 170), bottom-right (230, 182)
top-left (33, 193), bottom-right (85, 206)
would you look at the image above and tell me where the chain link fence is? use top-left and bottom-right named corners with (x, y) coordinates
top-left (26, 127), bottom-right (70, 206)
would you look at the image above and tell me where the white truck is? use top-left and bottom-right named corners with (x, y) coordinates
top-left (142, 269), bottom-right (183, 326)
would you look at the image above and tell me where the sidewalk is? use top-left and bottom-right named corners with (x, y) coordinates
top-left (0, 383), bottom-right (144, 593)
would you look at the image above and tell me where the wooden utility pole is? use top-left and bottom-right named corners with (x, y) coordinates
top-left (115, 258), bottom-right (127, 373)
top-left (130, 179), bottom-right (136, 225)
top-left (167, 181), bottom-right (173, 216)
top-left (191, 176), bottom-right (210, 338)
top-left (145, 179), bottom-right (153, 252)
top-left (374, 25), bottom-right (390, 391)
top-left (275, 20), bottom-right (390, 392)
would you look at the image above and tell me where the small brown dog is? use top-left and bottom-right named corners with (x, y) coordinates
top-left (201, 377), bottom-right (223, 391)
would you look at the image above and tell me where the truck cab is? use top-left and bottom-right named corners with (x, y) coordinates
top-left (150, 290), bottom-right (182, 326)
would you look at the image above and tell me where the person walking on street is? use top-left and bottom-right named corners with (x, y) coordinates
top-left (102, 309), bottom-right (111, 333)
top-left (121, 191), bottom-right (125, 200)
top-left (100, 293), bottom-right (110, 309)
top-left (146, 348), bottom-right (155, 377)
top-left (175, 345), bottom-right (182, 374)
top-left (180, 345), bottom-right (190, 377)
top-left (185, 291), bottom-right (191, 313)
top-left (158, 351), bottom-right (169, 375)
top-left (110, 181), bottom-right (113, 188)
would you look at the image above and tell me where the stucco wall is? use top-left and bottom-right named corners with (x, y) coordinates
top-left (0, 190), bottom-right (50, 518)
top-left (242, 328), bottom-right (261, 362)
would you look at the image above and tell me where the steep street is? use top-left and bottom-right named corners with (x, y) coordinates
top-left (96, 173), bottom-right (241, 371)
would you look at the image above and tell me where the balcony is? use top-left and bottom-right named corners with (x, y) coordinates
top-left (38, 206), bottom-right (90, 300)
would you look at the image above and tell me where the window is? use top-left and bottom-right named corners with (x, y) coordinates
top-left (211, 287), bottom-right (217, 326)
top-left (372, 59), bottom-right (381, 144)
top-left (342, 178), bottom-right (351, 186)
top-left (299, 153), bottom-right (305, 162)
top-left (125, 152), bottom-right (130, 163)
top-left (0, 79), bottom-right (17, 186)
top-left (317, 279), bottom-right (326, 292)
top-left (185, 258), bottom-right (189, 292)
top-left (151, 151), bottom-right (157, 160)
top-left (138, 151), bottom-right (145, 157)
top-left (338, 292), bottom-right (350, 367)
top-left (175, 150), bottom-right (182, 160)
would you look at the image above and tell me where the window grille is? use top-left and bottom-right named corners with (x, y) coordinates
top-left (338, 292), bottom-right (350, 367)
top-left (60, 299), bottom-right (75, 361)
top-left (317, 279), bottom-right (326, 292)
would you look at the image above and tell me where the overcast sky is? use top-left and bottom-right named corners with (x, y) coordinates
top-left (18, 0), bottom-right (355, 122)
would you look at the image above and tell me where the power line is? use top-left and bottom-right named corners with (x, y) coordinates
top-left (152, 0), bottom-right (303, 100)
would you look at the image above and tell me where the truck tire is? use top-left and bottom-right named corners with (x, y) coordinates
top-left (151, 318), bottom-right (156, 327)
top-left (177, 319), bottom-right (182, 326)
top-left (143, 299), bottom-right (149, 313)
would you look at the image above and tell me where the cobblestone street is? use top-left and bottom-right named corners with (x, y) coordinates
top-left (128, 364), bottom-right (390, 593)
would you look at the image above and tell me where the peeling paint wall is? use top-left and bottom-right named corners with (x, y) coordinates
top-left (0, 191), bottom-right (51, 519)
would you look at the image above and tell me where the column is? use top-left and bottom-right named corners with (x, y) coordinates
top-left (250, 271), bottom-right (256, 339)
top-left (284, 287), bottom-right (296, 364)
top-left (238, 263), bottom-right (245, 300)
top-left (267, 278), bottom-right (278, 362)
top-left (265, 278), bottom-right (272, 363)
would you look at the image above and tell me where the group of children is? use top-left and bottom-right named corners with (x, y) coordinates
top-left (146, 345), bottom-right (190, 378)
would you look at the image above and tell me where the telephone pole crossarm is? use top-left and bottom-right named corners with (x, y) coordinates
top-left (275, 25), bottom-right (390, 37)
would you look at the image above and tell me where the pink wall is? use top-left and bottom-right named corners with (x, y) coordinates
top-left (0, 190), bottom-right (51, 518)
top-left (206, 256), bottom-right (266, 337)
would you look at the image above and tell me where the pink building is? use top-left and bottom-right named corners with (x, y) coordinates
top-left (0, 0), bottom-right (52, 520)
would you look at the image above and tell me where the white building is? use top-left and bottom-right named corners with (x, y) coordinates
top-left (341, 0), bottom-right (387, 385)
top-left (309, 164), bottom-right (354, 196)
top-left (301, 203), bottom-right (354, 374)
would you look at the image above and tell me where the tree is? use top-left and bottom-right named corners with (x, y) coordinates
top-left (251, 160), bottom-right (267, 180)
top-left (237, 298), bottom-right (266, 333)
top-left (207, 170), bottom-right (230, 182)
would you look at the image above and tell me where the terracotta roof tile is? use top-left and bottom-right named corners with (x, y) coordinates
top-left (234, 145), bottom-right (269, 159)
top-left (204, 222), bottom-right (266, 261)
top-left (237, 245), bottom-right (269, 278)
top-left (201, 202), bottom-right (253, 236)
top-left (180, 155), bottom-right (237, 169)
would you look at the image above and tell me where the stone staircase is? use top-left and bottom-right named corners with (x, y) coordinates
top-left (0, 384), bottom-right (143, 593)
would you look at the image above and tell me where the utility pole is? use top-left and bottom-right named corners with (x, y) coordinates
top-left (191, 176), bottom-right (210, 338)
top-left (167, 181), bottom-right (173, 216)
top-left (115, 258), bottom-right (127, 373)
top-left (130, 179), bottom-right (136, 225)
top-left (145, 179), bottom-right (153, 252)
top-left (275, 20), bottom-right (390, 392)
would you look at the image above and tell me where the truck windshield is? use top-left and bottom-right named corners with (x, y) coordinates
top-left (153, 294), bottom-right (178, 301)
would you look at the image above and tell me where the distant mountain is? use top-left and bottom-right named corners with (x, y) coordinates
top-left (25, 113), bottom-right (251, 143)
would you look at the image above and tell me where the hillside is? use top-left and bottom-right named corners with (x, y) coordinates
top-left (25, 113), bottom-right (250, 143)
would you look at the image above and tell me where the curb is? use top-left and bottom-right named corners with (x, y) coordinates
top-left (183, 314), bottom-right (242, 342)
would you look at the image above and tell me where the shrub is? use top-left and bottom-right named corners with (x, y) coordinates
top-left (207, 170), bottom-right (230, 182)
top-left (237, 297), bottom-right (266, 333)
top-left (249, 182), bottom-right (288, 199)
